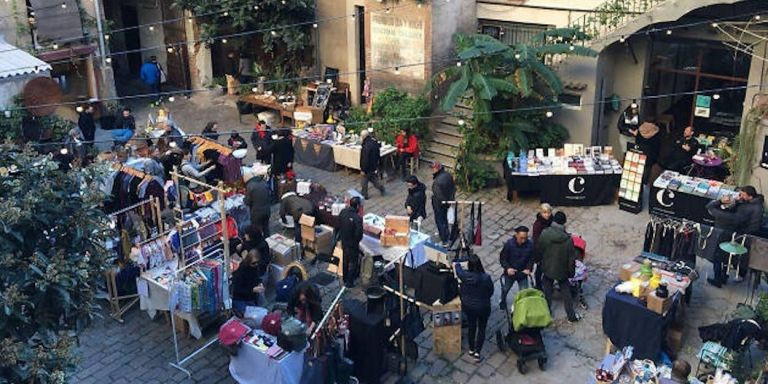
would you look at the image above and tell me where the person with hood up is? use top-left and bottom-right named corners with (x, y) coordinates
top-left (706, 185), bottom-right (764, 287)
top-left (454, 255), bottom-right (494, 363)
top-left (431, 161), bottom-right (456, 246)
top-left (529, 211), bottom-right (581, 323)
top-left (404, 175), bottom-right (427, 223)
top-left (251, 120), bottom-right (273, 164)
top-left (359, 129), bottom-right (385, 199)
top-left (244, 171), bottom-right (272, 236)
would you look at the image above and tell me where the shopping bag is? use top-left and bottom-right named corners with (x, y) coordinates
top-left (447, 205), bottom-right (455, 225)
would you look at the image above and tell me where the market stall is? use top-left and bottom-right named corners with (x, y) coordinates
top-left (332, 143), bottom-right (397, 172)
top-left (503, 145), bottom-right (622, 206)
top-left (228, 328), bottom-right (306, 384)
top-left (649, 170), bottom-right (740, 225)
top-left (293, 135), bottom-right (336, 172)
top-left (238, 93), bottom-right (297, 125)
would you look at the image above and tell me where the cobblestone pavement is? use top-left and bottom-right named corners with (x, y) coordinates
top-left (75, 95), bottom-right (753, 383)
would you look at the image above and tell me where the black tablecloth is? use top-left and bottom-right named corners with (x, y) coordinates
top-left (414, 263), bottom-right (458, 306)
top-left (344, 299), bottom-right (388, 384)
top-left (294, 137), bottom-right (336, 172)
top-left (602, 285), bottom-right (680, 360)
top-left (506, 173), bottom-right (619, 206)
top-left (648, 186), bottom-right (715, 225)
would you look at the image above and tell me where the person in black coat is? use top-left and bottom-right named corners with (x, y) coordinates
top-left (404, 175), bottom-right (427, 222)
top-left (271, 130), bottom-right (294, 175)
top-left (499, 226), bottom-right (533, 309)
top-left (454, 255), bottom-right (494, 363)
top-left (202, 121), bottom-right (220, 141)
top-left (251, 121), bottom-right (273, 164)
top-left (244, 174), bottom-right (272, 236)
top-left (431, 161), bottom-right (456, 245)
top-left (335, 197), bottom-right (363, 287)
top-left (78, 105), bottom-right (96, 150)
top-left (236, 224), bottom-right (271, 267)
top-left (231, 249), bottom-right (266, 315)
top-left (359, 130), bottom-right (385, 199)
top-left (661, 125), bottom-right (699, 172)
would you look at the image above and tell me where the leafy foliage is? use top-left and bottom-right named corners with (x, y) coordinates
top-left (370, 88), bottom-right (431, 144)
top-left (0, 146), bottom-right (111, 383)
top-left (173, 0), bottom-right (315, 81)
top-left (429, 29), bottom-right (594, 190)
top-left (0, 96), bottom-right (73, 144)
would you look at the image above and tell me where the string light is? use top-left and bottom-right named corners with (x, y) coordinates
top-left (756, 15), bottom-right (762, 20)
top-left (61, 3), bottom-right (66, 9)
top-left (271, 30), bottom-right (277, 36)
top-left (254, 5), bottom-right (259, 10)
top-left (713, 94), bottom-right (721, 100)
top-left (3, 111), bottom-right (9, 118)
top-left (104, 34), bottom-right (110, 40)
top-left (619, 35), bottom-right (626, 43)
top-left (60, 148), bottom-right (68, 155)
top-left (457, 119), bottom-right (465, 126)
top-left (545, 111), bottom-right (554, 118)
top-left (711, 23), bottom-right (719, 28)
top-left (75, 106), bottom-right (84, 113)
top-left (168, 96), bottom-right (175, 102)
top-left (105, 57), bottom-right (112, 63)
top-left (666, 30), bottom-right (672, 35)
top-left (569, 45), bottom-right (575, 51)
top-left (312, 23), bottom-right (318, 28)
top-left (167, 47), bottom-right (174, 53)
top-left (456, 61), bottom-right (462, 67)
top-left (385, 8), bottom-right (391, 14)
top-left (188, 17), bottom-right (194, 23)
top-left (223, 11), bottom-right (228, 16)
top-left (514, 53), bottom-right (521, 59)
top-left (149, 26), bottom-right (155, 32)
top-left (221, 38), bottom-right (228, 43)
top-left (251, 87), bottom-right (258, 93)
top-left (52, 43), bottom-right (59, 49)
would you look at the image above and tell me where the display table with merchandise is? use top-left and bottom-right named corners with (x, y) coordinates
top-left (649, 171), bottom-right (739, 225)
top-left (332, 143), bottom-right (397, 171)
top-left (503, 147), bottom-right (622, 206)
top-left (229, 329), bottom-right (305, 384)
top-left (359, 213), bottom-right (430, 268)
top-left (602, 285), bottom-right (682, 360)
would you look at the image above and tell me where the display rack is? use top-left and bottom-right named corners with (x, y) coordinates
top-left (442, 200), bottom-right (485, 256)
top-left (167, 170), bottom-right (232, 378)
top-left (106, 196), bottom-right (164, 323)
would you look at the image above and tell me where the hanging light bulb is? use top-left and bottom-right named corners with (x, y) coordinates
top-left (104, 34), bottom-right (110, 40)
top-left (385, 7), bottom-right (391, 13)
top-left (711, 23), bottom-right (719, 28)
top-left (221, 38), bottom-right (228, 43)
top-left (665, 30), bottom-right (672, 35)
top-left (619, 35), bottom-right (626, 43)
top-left (514, 53), bottom-right (521, 59)
top-left (52, 43), bottom-right (59, 49)
top-left (713, 94), bottom-right (721, 100)
top-left (149, 25), bottom-right (155, 31)
top-left (545, 111), bottom-right (554, 118)
top-left (569, 45), bottom-right (575, 51)
top-left (188, 17), bottom-right (194, 23)
top-left (106, 57), bottom-right (112, 63)
top-left (76, 106), bottom-right (84, 113)
top-left (312, 23), bottom-right (318, 28)
top-left (271, 30), bottom-right (277, 36)
top-left (394, 67), bottom-right (400, 74)
top-left (456, 61), bottom-right (462, 67)
top-left (254, 5), bottom-right (259, 10)
top-left (60, 148), bottom-right (68, 155)
top-left (756, 15), bottom-right (762, 20)
top-left (167, 46), bottom-right (174, 53)
top-left (3, 111), bottom-right (10, 118)
top-left (457, 119), bottom-right (465, 126)
top-left (417, 3), bottom-right (422, 8)
top-left (281, 0), bottom-right (286, 4)
top-left (61, 2), bottom-right (67, 9)
top-left (168, 96), bottom-right (175, 102)
top-left (251, 87), bottom-right (258, 93)
top-left (223, 11), bottom-right (228, 16)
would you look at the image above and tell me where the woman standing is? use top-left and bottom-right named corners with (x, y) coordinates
top-left (454, 255), bottom-right (494, 363)
top-left (531, 203), bottom-right (553, 245)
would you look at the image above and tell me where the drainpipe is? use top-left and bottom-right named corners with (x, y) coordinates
top-left (93, 0), bottom-right (107, 68)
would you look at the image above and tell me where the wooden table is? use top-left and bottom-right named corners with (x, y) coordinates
top-left (332, 144), bottom-right (397, 172)
top-left (237, 94), bottom-right (297, 125)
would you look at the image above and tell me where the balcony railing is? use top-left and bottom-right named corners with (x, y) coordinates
top-left (571, 0), bottom-right (668, 42)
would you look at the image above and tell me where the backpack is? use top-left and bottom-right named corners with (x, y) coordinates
top-left (275, 275), bottom-right (300, 303)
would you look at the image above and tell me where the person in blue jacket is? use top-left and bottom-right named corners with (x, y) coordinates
top-left (454, 255), bottom-right (494, 363)
top-left (140, 56), bottom-right (162, 96)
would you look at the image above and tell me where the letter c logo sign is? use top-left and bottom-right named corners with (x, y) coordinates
top-left (568, 177), bottom-right (585, 194)
top-left (656, 189), bottom-right (674, 207)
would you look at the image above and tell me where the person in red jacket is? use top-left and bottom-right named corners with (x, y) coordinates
top-left (395, 128), bottom-right (419, 179)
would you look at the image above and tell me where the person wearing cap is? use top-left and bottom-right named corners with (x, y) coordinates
top-left (359, 129), bottom-right (386, 199)
top-left (431, 161), bottom-right (456, 246)
top-left (244, 171), bottom-right (272, 236)
top-left (499, 226), bottom-right (533, 309)
top-left (335, 197), bottom-right (363, 288)
top-left (405, 175), bottom-right (427, 223)
top-left (529, 211), bottom-right (581, 322)
top-left (706, 185), bottom-right (764, 287)
top-left (228, 131), bottom-right (248, 150)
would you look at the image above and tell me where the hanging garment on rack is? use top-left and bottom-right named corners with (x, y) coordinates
top-left (469, 202), bottom-right (475, 241)
top-left (474, 203), bottom-right (483, 246)
top-left (643, 221), bottom-right (655, 253)
top-left (658, 225), bottom-right (675, 258)
top-left (695, 224), bottom-right (722, 263)
top-left (671, 226), bottom-right (697, 265)
top-left (449, 202), bottom-right (460, 243)
top-left (218, 154), bottom-right (243, 183)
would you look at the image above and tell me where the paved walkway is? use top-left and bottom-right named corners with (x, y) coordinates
top-left (74, 95), bottom-right (754, 383)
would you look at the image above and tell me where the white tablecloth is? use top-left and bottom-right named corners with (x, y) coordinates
top-left (138, 277), bottom-right (203, 339)
top-left (229, 333), bottom-right (305, 384)
top-left (332, 144), bottom-right (397, 170)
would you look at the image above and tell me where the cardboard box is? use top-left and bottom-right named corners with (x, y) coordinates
top-left (619, 263), bottom-right (641, 281)
top-left (302, 225), bottom-right (334, 259)
top-left (646, 291), bottom-right (673, 315)
top-left (385, 215), bottom-right (410, 234)
top-left (299, 214), bottom-right (316, 241)
top-left (327, 246), bottom-right (344, 276)
top-left (381, 233), bottom-right (409, 247)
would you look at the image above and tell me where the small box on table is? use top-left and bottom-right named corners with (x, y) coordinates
top-left (646, 291), bottom-right (673, 315)
top-left (385, 215), bottom-right (410, 234)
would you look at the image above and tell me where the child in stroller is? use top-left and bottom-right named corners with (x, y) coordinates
top-left (569, 234), bottom-right (589, 310)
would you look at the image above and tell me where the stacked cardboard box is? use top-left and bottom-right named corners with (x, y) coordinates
top-left (299, 214), bottom-right (334, 261)
top-left (265, 234), bottom-right (300, 266)
top-left (381, 215), bottom-right (410, 247)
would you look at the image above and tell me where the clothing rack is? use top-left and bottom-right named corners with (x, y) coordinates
top-left (106, 196), bottom-right (164, 323)
top-left (189, 136), bottom-right (233, 156)
top-left (168, 170), bottom-right (231, 378)
top-left (310, 287), bottom-right (347, 341)
top-left (441, 200), bottom-right (485, 253)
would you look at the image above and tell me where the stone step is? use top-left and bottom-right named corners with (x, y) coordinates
top-left (430, 132), bottom-right (462, 148)
top-left (435, 125), bottom-right (462, 138)
top-left (421, 151), bottom-right (457, 169)
top-left (425, 142), bottom-right (459, 157)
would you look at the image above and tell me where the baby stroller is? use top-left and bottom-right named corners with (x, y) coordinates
top-left (495, 287), bottom-right (552, 374)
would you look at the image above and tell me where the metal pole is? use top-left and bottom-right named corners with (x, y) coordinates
top-left (93, 0), bottom-right (107, 67)
top-left (398, 256), bottom-right (406, 375)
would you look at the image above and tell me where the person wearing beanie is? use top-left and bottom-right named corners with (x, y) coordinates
top-left (499, 226), bottom-right (533, 309)
top-left (528, 210), bottom-right (581, 322)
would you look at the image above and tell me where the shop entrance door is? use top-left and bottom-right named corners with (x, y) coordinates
top-left (644, 39), bottom-right (750, 136)
top-left (160, 0), bottom-right (191, 91)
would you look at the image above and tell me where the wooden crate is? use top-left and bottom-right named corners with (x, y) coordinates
top-left (432, 297), bottom-right (462, 356)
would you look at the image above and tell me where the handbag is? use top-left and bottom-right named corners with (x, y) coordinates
top-left (277, 316), bottom-right (308, 352)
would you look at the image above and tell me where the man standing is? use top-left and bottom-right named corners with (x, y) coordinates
top-left (360, 130), bottom-right (385, 199)
top-left (244, 172), bottom-right (272, 237)
top-left (404, 175), bottom-right (427, 223)
top-left (661, 125), bottom-right (699, 172)
top-left (336, 197), bottom-right (363, 288)
top-left (140, 56), bottom-right (163, 97)
top-left (529, 211), bottom-right (580, 322)
top-left (706, 186), bottom-right (764, 287)
top-left (499, 226), bottom-right (533, 309)
top-left (431, 161), bottom-right (456, 247)
top-left (78, 105), bottom-right (96, 150)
